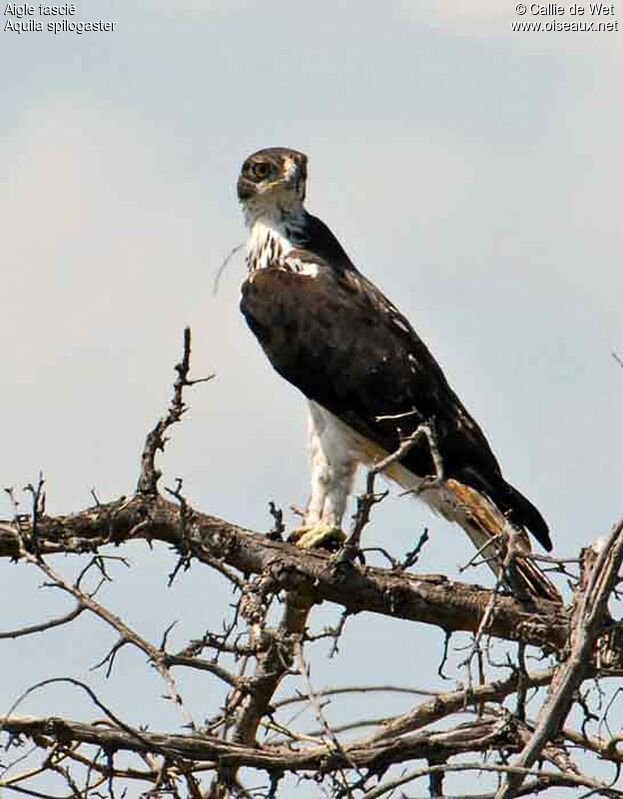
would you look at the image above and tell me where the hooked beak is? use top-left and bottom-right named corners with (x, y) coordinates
top-left (237, 175), bottom-right (255, 201)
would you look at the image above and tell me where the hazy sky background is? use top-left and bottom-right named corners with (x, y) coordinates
top-left (1, 2), bottom-right (622, 797)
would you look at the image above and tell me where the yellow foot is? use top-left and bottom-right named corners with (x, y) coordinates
top-left (288, 523), bottom-right (346, 551)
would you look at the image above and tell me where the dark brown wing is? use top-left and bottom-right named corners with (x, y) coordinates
top-left (240, 252), bottom-right (551, 552)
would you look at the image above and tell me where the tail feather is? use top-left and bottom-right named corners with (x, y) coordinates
top-left (457, 466), bottom-right (552, 552)
top-left (497, 479), bottom-right (552, 552)
top-left (379, 459), bottom-right (561, 603)
top-left (442, 479), bottom-right (561, 604)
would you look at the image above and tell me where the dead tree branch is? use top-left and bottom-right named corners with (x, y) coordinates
top-left (0, 602), bottom-right (84, 640)
top-left (0, 497), bottom-right (576, 652)
top-left (0, 714), bottom-right (513, 773)
top-left (137, 327), bottom-right (213, 495)
top-left (3, 327), bottom-right (623, 799)
top-left (360, 761), bottom-right (623, 799)
top-left (361, 667), bottom-right (556, 745)
top-left (496, 517), bottom-right (623, 799)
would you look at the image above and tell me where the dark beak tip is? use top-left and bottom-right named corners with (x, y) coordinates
top-left (237, 176), bottom-right (254, 201)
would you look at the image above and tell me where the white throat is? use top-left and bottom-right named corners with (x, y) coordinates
top-left (241, 191), bottom-right (304, 229)
top-left (242, 198), bottom-right (306, 274)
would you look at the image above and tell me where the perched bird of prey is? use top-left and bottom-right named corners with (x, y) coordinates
top-left (238, 147), bottom-right (559, 602)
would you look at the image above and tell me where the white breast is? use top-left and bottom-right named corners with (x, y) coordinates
top-left (246, 219), bottom-right (291, 272)
top-left (245, 215), bottom-right (319, 277)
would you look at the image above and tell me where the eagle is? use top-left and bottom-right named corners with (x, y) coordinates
top-left (237, 146), bottom-right (560, 603)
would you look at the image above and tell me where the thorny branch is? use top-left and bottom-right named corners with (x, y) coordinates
top-left (0, 500), bottom-right (573, 649)
top-left (137, 326), bottom-right (213, 495)
top-left (2, 328), bottom-right (622, 799)
top-left (0, 602), bottom-right (85, 640)
top-left (16, 545), bottom-right (199, 731)
top-left (347, 420), bottom-right (443, 552)
top-left (496, 517), bottom-right (623, 799)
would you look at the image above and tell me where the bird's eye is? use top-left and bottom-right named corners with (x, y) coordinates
top-left (251, 162), bottom-right (271, 180)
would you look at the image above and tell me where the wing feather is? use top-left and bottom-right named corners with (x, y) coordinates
top-left (241, 249), bottom-right (551, 552)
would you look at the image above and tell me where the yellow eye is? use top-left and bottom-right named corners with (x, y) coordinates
top-left (251, 162), bottom-right (270, 180)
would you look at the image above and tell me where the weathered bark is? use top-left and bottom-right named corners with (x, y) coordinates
top-left (0, 714), bottom-right (511, 772)
top-left (0, 494), bottom-right (571, 651)
top-left (496, 518), bottom-right (623, 799)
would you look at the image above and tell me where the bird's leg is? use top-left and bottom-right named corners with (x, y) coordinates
top-left (289, 404), bottom-right (357, 550)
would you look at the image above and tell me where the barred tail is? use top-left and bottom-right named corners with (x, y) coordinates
top-left (380, 461), bottom-right (562, 603)
top-left (440, 479), bottom-right (562, 604)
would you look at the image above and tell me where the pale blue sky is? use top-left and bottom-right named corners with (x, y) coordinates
top-left (2, 2), bottom-right (622, 796)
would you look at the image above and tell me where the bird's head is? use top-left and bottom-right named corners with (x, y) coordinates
top-left (237, 147), bottom-right (308, 224)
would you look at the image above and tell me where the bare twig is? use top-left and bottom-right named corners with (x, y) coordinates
top-left (137, 327), bottom-right (214, 495)
top-left (346, 420), bottom-right (443, 551)
top-left (496, 517), bottom-right (623, 799)
top-left (1, 677), bottom-right (161, 754)
top-left (1, 714), bottom-right (515, 773)
top-left (267, 502), bottom-right (285, 541)
top-left (360, 761), bottom-right (623, 799)
top-left (272, 683), bottom-right (436, 710)
top-left (213, 242), bottom-right (244, 296)
top-left (362, 667), bottom-right (555, 745)
top-left (0, 498), bottom-right (582, 652)
top-left (398, 528), bottom-right (430, 570)
top-left (0, 603), bottom-right (84, 640)
top-left (17, 547), bottom-right (198, 731)
top-left (2, 329), bottom-right (623, 799)
top-left (292, 638), bottom-right (361, 794)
